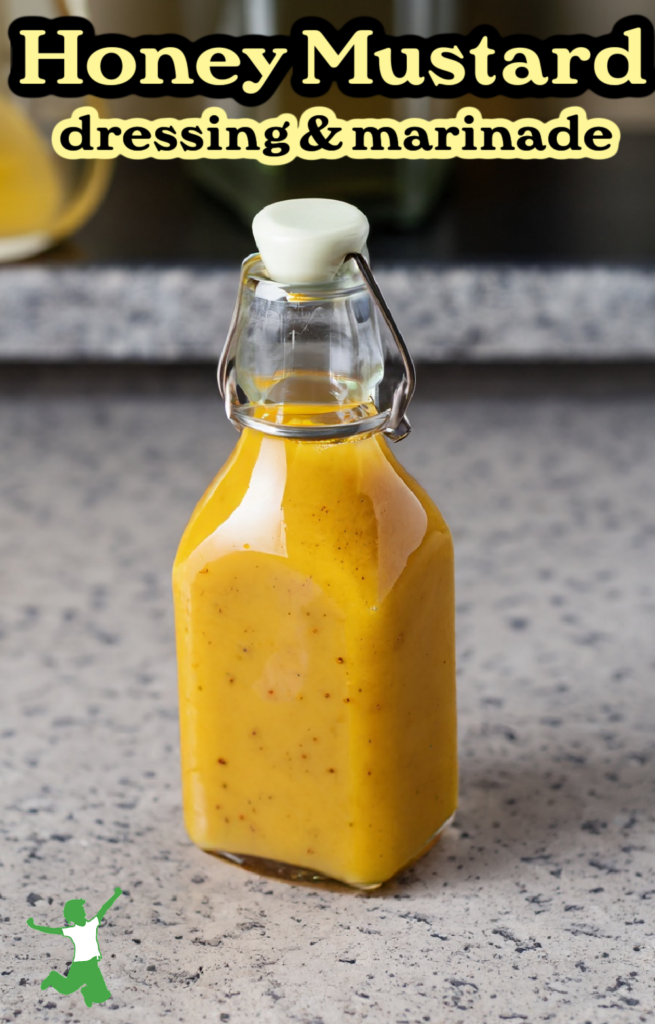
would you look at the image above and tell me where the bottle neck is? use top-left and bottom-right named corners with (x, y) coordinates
top-left (219, 255), bottom-right (415, 444)
top-left (231, 373), bottom-right (391, 442)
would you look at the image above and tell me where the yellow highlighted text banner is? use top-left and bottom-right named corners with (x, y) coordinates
top-left (51, 105), bottom-right (621, 163)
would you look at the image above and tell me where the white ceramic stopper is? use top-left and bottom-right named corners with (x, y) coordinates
top-left (252, 198), bottom-right (369, 285)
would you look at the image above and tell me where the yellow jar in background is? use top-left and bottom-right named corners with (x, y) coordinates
top-left (0, 0), bottom-right (112, 261)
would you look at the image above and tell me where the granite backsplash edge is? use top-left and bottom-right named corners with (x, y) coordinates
top-left (0, 264), bottom-right (653, 362)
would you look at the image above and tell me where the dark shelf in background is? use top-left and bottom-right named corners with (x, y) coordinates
top-left (35, 134), bottom-right (655, 266)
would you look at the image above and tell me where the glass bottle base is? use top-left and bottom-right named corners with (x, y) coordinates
top-left (204, 813), bottom-right (456, 891)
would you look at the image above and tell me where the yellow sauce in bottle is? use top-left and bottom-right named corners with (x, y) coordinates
top-left (0, 95), bottom-right (64, 239)
top-left (173, 406), bottom-right (457, 888)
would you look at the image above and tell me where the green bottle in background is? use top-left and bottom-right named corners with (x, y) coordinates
top-left (180, 0), bottom-right (457, 229)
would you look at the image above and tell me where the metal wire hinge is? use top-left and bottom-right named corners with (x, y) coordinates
top-left (344, 251), bottom-right (415, 441)
top-left (218, 252), bottom-right (416, 442)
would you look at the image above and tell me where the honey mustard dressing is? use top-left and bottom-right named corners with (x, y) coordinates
top-left (173, 199), bottom-right (457, 888)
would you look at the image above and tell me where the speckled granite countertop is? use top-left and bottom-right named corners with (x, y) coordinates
top-left (1, 264), bottom-right (654, 362)
top-left (1, 388), bottom-right (654, 1023)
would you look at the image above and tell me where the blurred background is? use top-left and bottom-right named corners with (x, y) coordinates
top-left (2, 0), bottom-right (655, 266)
top-left (3, 11), bottom-right (655, 1011)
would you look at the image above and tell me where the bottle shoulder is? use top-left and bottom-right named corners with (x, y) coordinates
top-left (174, 430), bottom-right (450, 576)
top-left (377, 437), bottom-right (451, 537)
top-left (173, 438), bottom-right (249, 567)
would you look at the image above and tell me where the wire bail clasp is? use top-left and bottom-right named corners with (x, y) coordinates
top-left (344, 251), bottom-right (415, 442)
top-left (218, 251), bottom-right (416, 442)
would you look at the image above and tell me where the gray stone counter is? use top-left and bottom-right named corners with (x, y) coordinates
top-left (0, 389), bottom-right (654, 1023)
top-left (0, 264), bottom-right (654, 362)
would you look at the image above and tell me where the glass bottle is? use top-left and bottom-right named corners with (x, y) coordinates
top-left (173, 199), bottom-right (457, 889)
top-left (0, 0), bottom-right (112, 261)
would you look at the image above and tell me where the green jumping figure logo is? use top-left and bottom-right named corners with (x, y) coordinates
top-left (27, 887), bottom-right (122, 1008)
